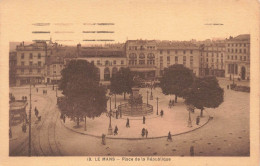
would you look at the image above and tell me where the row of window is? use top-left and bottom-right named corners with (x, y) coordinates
top-left (128, 46), bottom-right (156, 50)
top-left (159, 50), bottom-right (193, 55)
top-left (21, 53), bottom-right (42, 59)
top-left (227, 43), bottom-right (247, 47)
top-left (205, 53), bottom-right (224, 57)
top-left (203, 58), bottom-right (224, 63)
top-left (20, 69), bottom-right (42, 74)
top-left (227, 48), bottom-right (247, 53)
top-left (129, 60), bottom-right (155, 65)
top-left (21, 61), bottom-right (42, 66)
top-left (202, 64), bottom-right (224, 69)
top-left (227, 55), bottom-right (248, 61)
top-left (96, 60), bottom-right (124, 65)
top-left (129, 53), bottom-right (155, 59)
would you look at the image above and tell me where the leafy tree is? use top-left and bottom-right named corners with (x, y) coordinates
top-left (184, 76), bottom-right (224, 117)
top-left (58, 60), bottom-right (107, 128)
top-left (159, 64), bottom-right (195, 102)
top-left (110, 67), bottom-right (134, 100)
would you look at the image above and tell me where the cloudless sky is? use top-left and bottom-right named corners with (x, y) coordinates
top-left (0, 0), bottom-right (256, 46)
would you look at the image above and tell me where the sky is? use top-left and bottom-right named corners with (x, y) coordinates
top-left (0, 0), bottom-right (257, 46)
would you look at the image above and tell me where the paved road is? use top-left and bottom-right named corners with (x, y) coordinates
top-left (9, 79), bottom-right (249, 156)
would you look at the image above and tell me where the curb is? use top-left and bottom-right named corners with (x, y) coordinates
top-left (60, 111), bottom-right (212, 140)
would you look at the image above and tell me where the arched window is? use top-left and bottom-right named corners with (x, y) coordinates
top-left (104, 67), bottom-right (110, 81)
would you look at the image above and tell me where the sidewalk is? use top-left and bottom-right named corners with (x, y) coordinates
top-left (60, 88), bottom-right (211, 139)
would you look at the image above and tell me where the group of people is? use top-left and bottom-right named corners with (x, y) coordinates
top-left (22, 96), bottom-right (27, 101)
top-left (141, 128), bottom-right (148, 138)
top-left (168, 99), bottom-right (175, 108)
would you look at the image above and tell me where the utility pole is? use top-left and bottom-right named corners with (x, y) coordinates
top-left (28, 79), bottom-right (32, 156)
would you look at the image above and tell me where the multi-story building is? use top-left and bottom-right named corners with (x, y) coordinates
top-left (225, 34), bottom-right (250, 80)
top-left (15, 41), bottom-right (49, 86)
top-left (200, 41), bottom-right (226, 77)
top-left (75, 45), bottom-right (127, 85)
top-left (9, 51), bottom-right (17, 86)
top-left (125, 40), bottom-right (158, 79)
top-left (157, 42), bottom-right (200, 77)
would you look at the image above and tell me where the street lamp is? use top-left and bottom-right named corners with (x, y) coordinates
top-left (114, 94), bottom-right (116, 109)
top-left (150, 86), bottom-right (153, 100)
top-left (108, 96), bottom-right (113, 135)
top-left (146, 90), bottom-right (149, 105)
top-left (156, 97), bottom-right (159, 115)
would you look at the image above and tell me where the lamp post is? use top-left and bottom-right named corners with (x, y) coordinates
top-left (156, 97), bottom-right (159, 115)
top-left (150, 86), bottom-right (153, 100)
top-left (146, 90), bottom-right (149, 105)
top-left (114, 94), bottom-right (116, 109)
top-left (108, 96), bottom-right (113, 135)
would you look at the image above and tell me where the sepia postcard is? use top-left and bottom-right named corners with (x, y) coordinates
top-left (0, 0), bottom-right (260, 166)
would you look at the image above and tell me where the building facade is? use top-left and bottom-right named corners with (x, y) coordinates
top-left (157, 42), bottom-right (200, 77)
top-left (15, 41), bottom-right (48, 86)
top-left (200, 42), bottom-right (226, 77)
top-left (11, 34), bottom-right (250, 86)
top-left (9, 51), bottom-right (17, 86)
top-left (125, 40), bottom-right (157, 80)
top-left (225, 34), bottom-right (250, 80)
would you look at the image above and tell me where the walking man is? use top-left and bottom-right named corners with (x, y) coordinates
top-left (160, 110), bottom-right (164, 117)
top-left (101, 134), bottom-right (106, 145)
top-left (145, 129), bottom-right (148, 138)
top-left (34, 107), bottom-right (39, 117)
top-left (143, 116), bottom-right (146, 124)
top-left (126, 118), bottom-right (130, 128)
top-left (167, 131), bottom-right (172, 142)
top-left (114, 125), bottom-right (118, 135)
top-left (196, 116), bottom-right (200, 125)
top-left (141, 128), bottom-right (145, 137)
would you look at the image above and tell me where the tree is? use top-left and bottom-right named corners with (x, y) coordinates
top-left (184, 76), bottom-right (224, 117)
top-left (58, 60), bottom-right (107, 128)
top-left (159, 64), bottom-right (195, 102)
top-left (110, 67), bottom-right (134, 100)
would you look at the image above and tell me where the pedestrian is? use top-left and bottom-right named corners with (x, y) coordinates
top-left (25, 96), bottom-right (27, 101)
top-left (22, 123), bottom-right (27, 133)
top-left (190, 146), bottom-right (194, 156)
top-left (36, 88), bottom-right (38, 93)
top-left (116, 110), bottom-right (118, 119)
top-left (167, 131), bottom-right (172, 142)
top-left (126, 118), bottom-right (130, 128)
top-left (114, 125), bottom-right (118, 135)
top-left (141, 128), bottom-right (145, 137)
top-left (196, 116), bottom-right (200, 125)
top-left (63, 115), bottom-right (66, 123)
top-left (35, 107), bottom-right (39, 117)
top-left (143, 116), bottom-right (146, 124)
top-left (172, 100), bottom-right (175, 106)
top-left (9, 128), bottom-right (12, 138)
top-left (169, 100), bottom-right (171, 108)
top-left (145, 129), bottom-right (148, 138)
top-left (227, 85), bottom-right (229, 89)
top-left (43, 90), bottom-right (44, 95)
top-left (102, 134), bottom-right (106, 145)
top-left (160, 110), bottom-right (164, 117)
